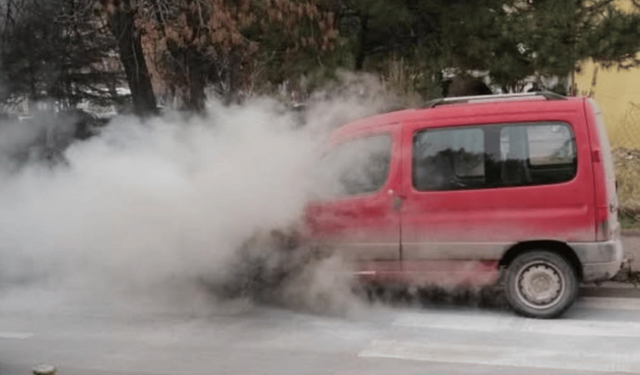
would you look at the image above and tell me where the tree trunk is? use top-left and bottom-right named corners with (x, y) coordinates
top-left (164, 41), bottom-right (207, 114)
top-left (355, 14), bottom-right (369, 71)
top-left (186, 55), bottom-right (206, 114)
top-left (225, 48), bottom-right (241, 106)
top-left (106, 0), bottom-right (157, 117)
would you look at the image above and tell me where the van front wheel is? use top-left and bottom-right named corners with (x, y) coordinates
top-left (504, 250), bottom-right (578, 319)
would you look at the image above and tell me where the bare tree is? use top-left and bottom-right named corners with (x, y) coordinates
top-left (98, 0), bottom-right (158, 117)
top-left (135, 0), bottom-right (337, 113)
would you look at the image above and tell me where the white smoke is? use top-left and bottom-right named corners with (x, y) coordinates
top-left (0, 88), bottom-right (391, 316)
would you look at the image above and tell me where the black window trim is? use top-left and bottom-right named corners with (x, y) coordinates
top-left (411, 121), bottom-right (578, 192)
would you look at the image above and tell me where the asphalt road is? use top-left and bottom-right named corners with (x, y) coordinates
top-left (1, 284), bottom-right (640, 375)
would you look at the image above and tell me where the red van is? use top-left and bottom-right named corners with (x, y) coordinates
top-left (305, 92), bottom-right (623, 318)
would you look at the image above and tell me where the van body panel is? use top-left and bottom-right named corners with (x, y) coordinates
top-left (584, 99), bottom-right (620, 242)
top-left (571, 240), bottom-right (623, 281)
top-left (400, 108), bottom-right (595, 263)
top-left (304, 123), bottom-right (402, 262)
top-left (305, 96), bottom-right (623, 284)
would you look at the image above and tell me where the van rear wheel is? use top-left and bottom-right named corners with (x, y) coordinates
top-left (504, 250), bottom-right (578, 319)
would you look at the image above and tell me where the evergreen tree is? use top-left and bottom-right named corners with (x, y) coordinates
top-left (0, 0), bottom-right (126, 109)
top-left (334, 0), bottom-right (640, 96)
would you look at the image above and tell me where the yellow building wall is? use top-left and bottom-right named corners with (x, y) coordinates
top-left (573, 0), bottom-right (640, 149)
top-left (574, 61), bottom-right (640, 149)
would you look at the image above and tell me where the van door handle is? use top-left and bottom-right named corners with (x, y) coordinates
top-left (392, 196), bottom-right (404, 210)
top-left (388, 189), bottom-right (404, 210)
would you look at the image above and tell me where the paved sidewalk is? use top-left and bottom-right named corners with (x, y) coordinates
top-left (621, 231), bottom-right (640, 269)
top-left (622, 231), bottom-right (640, 263)
top-left (605, 231), bottom-right (640, 283)
top-left (580, 281), bottom-right (640, 298)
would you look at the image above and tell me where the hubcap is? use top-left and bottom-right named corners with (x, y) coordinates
top-left (516, 262), bottom-right (564, 309)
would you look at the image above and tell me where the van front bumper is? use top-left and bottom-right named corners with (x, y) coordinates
top-left (570, 239), bottom-right (624, 282)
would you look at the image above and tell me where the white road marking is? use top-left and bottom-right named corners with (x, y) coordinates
top-left (0, 332), bottom-right (33, 339)
top-left (577, 297), bottom-right (640, 311)
top-left (393, 312), bottom-right (640, 338)
top-left (359, 340), bottom-right (638, 373)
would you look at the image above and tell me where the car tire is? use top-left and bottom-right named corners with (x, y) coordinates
top-left (504, 250), bottom-right (578, 319)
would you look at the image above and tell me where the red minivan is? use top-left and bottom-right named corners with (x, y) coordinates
top-left (305, 92), bottom-right (623, 318)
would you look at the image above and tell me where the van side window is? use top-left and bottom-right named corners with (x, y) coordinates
top-left (413, 128), bottom-right (485, 191)
top-left (500, 124), bottom-right (576, 186)
top-left (413, 122), bottom-right (576, 191)
top-left (322, 134), bottom-right (391, 196)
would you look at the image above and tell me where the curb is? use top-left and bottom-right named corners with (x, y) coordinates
top-left (622, 229), bottom-right (640, 237)
top-left (580, 282), bottom-right (640, 298)
top-left (582, 280), bottom-right (640, 289)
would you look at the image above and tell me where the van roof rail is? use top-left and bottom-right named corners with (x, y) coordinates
top-left (423, 91), bottom-right (566, 108)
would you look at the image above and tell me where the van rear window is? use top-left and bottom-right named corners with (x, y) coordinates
top-left (413, 122), bottom-right (577, 191)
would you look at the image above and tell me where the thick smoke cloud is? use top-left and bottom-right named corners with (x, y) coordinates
top-left (0, 88), bottom-right (391, 316)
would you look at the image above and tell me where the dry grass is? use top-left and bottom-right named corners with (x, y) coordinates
top-left (614, 148), bottom-right (640, 228)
